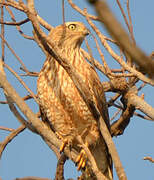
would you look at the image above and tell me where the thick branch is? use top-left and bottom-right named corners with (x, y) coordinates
top-left (128, 94), bottom-right (154, 120)
top-left (111, 104), bottom-right (135, 136)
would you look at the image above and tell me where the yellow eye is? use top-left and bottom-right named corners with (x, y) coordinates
top-left (68, 24), bottom-right (76, 30)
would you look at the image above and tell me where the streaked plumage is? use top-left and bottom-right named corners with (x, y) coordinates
top-left (37, 22), bottom-right (112, 179)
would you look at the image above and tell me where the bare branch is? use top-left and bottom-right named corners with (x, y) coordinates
top-left (81, 49), bottom-right (106, 74)
top-left (1, 1), bottom-right (5, 61)
top-left (4, 94), bottom-right (37, 133)
top-left (5, 6), bottom-right (34, 40)
top-left (134, 112), bottom-right (153, 121)
top-left (89, 0), bottom-right (154, 80)
top-left (0, 1), bottom-right (52, 31)
top-left (99, 114), bottom-right (127, 179)
top-left (126, 0), bottom-right (135, 44)
top-left (0, 125), bottom-right (26, 159)
top-left (116, 0), bottom-right (130, 33)
top-left (129, 94), bottom-right (154, 120)
top-left (68, 0), bottom-right (99, 21)
top-left (110, 108), bottom-right (121, 122)
top-left (4, 63), bottom-right (38, 104)
top-left (0, 34), bottom-right (29, 72)
top-left (55, 154), bottom-right (67, 180)
top-left (0, 18), bottom-right (29, 26)
top-left (0, 126), bottom-right (14, 131)
top-left (84, 6), bottom-right (154, 85)
top-left (111, 103), bottom-right (135, 137)
top-left (143, 156), bottom-right (154, 163)
top-left (20, 67), bottom-right (39, 77)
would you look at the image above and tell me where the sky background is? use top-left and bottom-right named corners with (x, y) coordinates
top-left (0, 1), bottom-right (154, 180)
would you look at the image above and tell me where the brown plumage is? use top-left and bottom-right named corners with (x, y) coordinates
top-left (37, 22), bottom-right (112, 179)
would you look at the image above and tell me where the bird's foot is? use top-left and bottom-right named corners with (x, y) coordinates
top-left (55, 132), bottom-right (70, 153)
top-left (76, 148), bottom-right (87, 171)
top-left (60, 139), bottom-right (69, 153)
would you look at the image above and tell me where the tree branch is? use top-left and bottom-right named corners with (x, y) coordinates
top-left (143, 156), bottom-right (154, 163)
top-left (0, 125), bottom-right (26, 159)
top-left (55, 154), bottom-right (67, 180)
top-left (129, 94), bottom-right (154, 120)
top-left (89, 0), bottom-right (154, 79)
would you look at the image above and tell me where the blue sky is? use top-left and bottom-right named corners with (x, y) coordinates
top-left (0, 1), bottom-right (154, 180)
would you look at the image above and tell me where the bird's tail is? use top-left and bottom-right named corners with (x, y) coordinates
top-left (89, 137), bottom-right (113, 180)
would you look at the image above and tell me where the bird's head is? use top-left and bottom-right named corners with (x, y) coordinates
top-left (48, 22), bottom-right (89, 49)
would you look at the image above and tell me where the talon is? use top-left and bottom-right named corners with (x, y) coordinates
top-left (77, 156), bottom-right (84, 170)
top-left (55, 132), bottom-right (69, 153)
top-left (76, 149), bottom-right (83, 163)
top-left (81, 160), bottom-right (86, 169)
top-left (60, 139), bottom-right (68, 153)
top-left (76, 149), bottom-right (87, 171)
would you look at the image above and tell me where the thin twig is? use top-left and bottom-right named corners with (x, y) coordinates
top-left (0, 126), bottom-right (14, 132)
top-left (62, 0), bottom-right (65, 24)
top-left (4, 94), bottom-right (37, 133)
top-left (81, 49), bottom-right (106, 75)
top-left (1, 1), bottom-right (5, 61)
top-left (110, 108), bottom-right (121, 122)
top-left (4, 63), bottom-right (38, 104)
top-left (0, 34), bottom-right (29, 72)
top-left (0, 18), bottom-right (29, 26)
top-left (0, 1), bottom-right (52, 31)
top-left (5, 6), bottom-right (34, 40)
top-left (134, 112), bottom-right (153, 121)
top-left (67, 0), bottom-right (99, 21)
top-left (20, 67), bottom-right (39, 77)
top-left (126, 0), bottom-right (135, 44)
top-left (0, 125), bottom-right (26, 159)
top-left (116, 0), bottom-right (130, 33)
top-left (137, 82), bottom-right (146, 91)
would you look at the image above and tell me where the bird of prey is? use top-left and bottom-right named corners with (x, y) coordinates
top-left (37, 22), bottom-right (112, 179)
